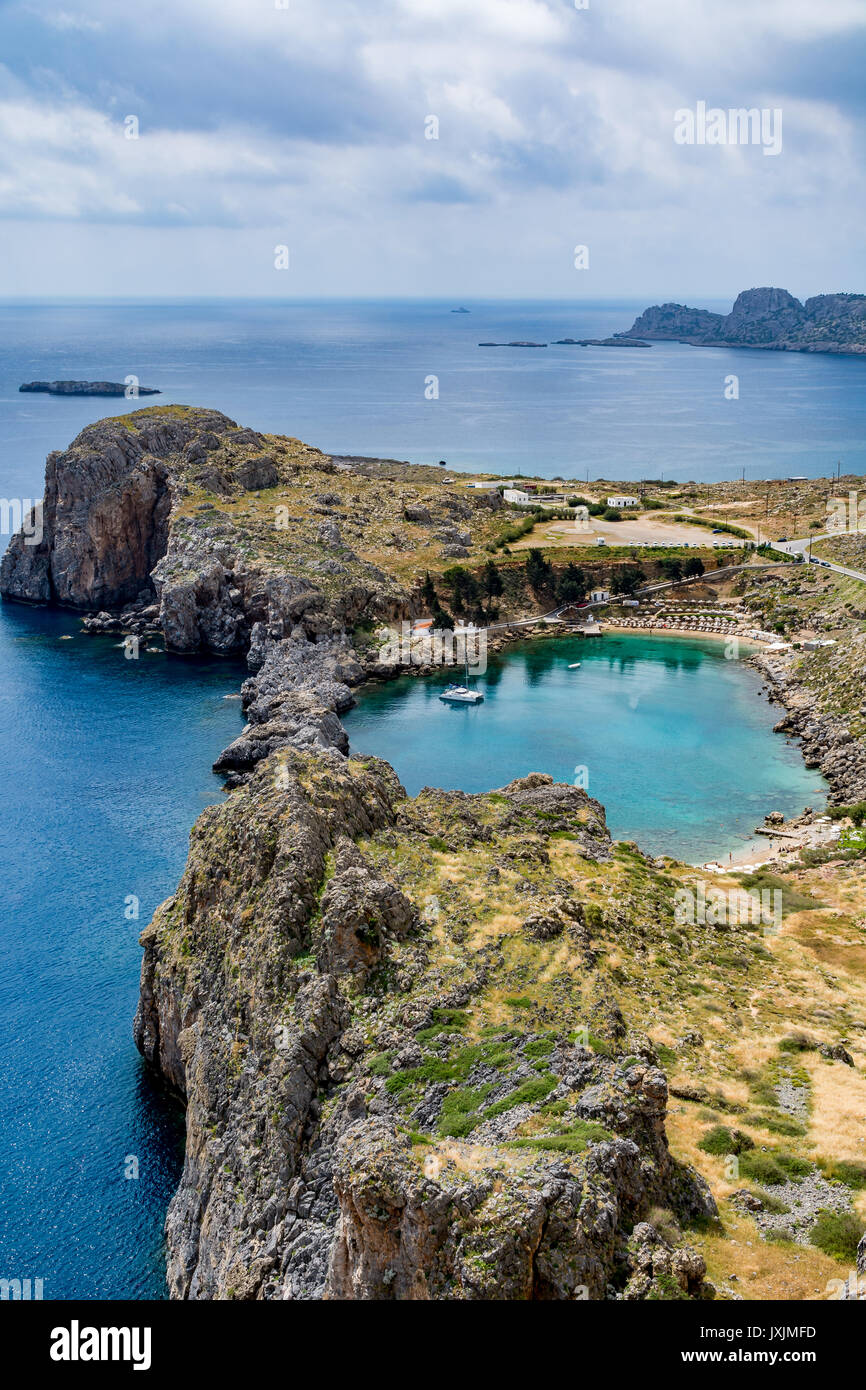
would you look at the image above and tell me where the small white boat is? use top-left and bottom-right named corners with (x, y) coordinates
top-left (568, 662), bottom-right (581, 669)
top-left (439, 683), bottom-right (484, 705)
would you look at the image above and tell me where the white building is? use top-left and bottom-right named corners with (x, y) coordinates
top-left (606, 495), bottom-right (639, 508)
top-left (503, 487), bottom-right (568, 507)
top-left (590, 588), bottom-right (610, 603)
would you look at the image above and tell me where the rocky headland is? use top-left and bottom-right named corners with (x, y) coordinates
top-left (0, 405), bottom-right (721, 1300)
top-left (5, 405), bottom-right (866, 1301)
top-left (619, 287), bottom-right (866, 356)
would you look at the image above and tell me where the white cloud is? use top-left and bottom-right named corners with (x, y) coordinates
top-left (0, 0), bottom-right (862, 293)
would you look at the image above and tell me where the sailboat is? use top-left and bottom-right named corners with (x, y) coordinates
top-left (439, 647), bottom-right (484, 704)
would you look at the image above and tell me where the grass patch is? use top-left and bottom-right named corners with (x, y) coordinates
top-left (436, 1084), bottom-right (493, 1138)
top-left (509, 1119), bottom-right (613, 1154)
top-left (737, 871), bottom-right (820, 917)
top-left (743, 1112), bottom-right (806, 1138)
top-left (818, 1158), bottom-right (866, 1190)
top-left (810, 1209), bottom-right (865, 1263)
top-left (483, 1075), bottom-right (557, 1119)
top-left (415, 1008), bottom-right (470, 1043)
top-left (739, 1150), bottom-right (811, 1186)
top-left (386, 1039), bottom-right (513, 1096)
top-left (753, 1190), bottom-right (791, 1216)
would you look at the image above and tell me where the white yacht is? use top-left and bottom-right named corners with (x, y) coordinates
top-left (439, 683), bottom-right (484, 705)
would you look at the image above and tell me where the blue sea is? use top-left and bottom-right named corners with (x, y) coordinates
top-left (1, 298), bottom-right (865, 489)
top-left (0, 608), bottom-right (245, 1298)
top-left (0, 299), bottom-right (851, 1299)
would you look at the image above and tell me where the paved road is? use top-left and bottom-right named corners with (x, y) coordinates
top-left (775, 533), bottom-right (866, 583)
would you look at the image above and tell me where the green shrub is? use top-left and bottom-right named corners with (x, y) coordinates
top-left (432, 1008), bottom-right (469, 1028)
top-left (647, 1273), bottom-right (689, 1301)
top-left (738, 1152), bottom-right (787, 1186)
top-left (810, 1209), bottom-right (865, 1263)
top-left (776, 1153), bottom-right (812, 1180)
top-left (698, 1125), bottom-right (754, 1157)
top-left (437, 1085), bottom-right (493, 1137)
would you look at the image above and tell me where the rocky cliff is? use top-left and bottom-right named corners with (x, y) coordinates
top-left (134, 631), bottom-right (715, 1300)
top-left (0, 406), bottom-right (514, 652)
top-left (621, 287), bottom-right (866, 355)
top-left (0, 407), bottom-right (422, 646)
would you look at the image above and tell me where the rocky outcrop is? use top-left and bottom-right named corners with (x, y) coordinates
top-left (19, 380), bottom-right (161, 396)
top-left (0, 407), bottom-right (411, 659)
top-left (0, 409), bottom-right (231, 608)
top-left (621, 287), bottom-right (866, 355)
top-left (128, 574), bottom-right (715, 1302)
top-left (134, 740), bottom-right (715, 1301)
top-left (756, 650), bottom-right (866, 803)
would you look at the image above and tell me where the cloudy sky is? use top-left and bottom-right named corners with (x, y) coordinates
top-left (0, 0), bottom-right (863, 299)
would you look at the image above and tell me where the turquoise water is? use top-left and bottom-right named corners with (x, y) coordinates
top-left (343, 633), bottom-right (827, 862)
top-left (2, 298), bottom-right (865, 484)
top-left (0, 604), bottom-right (244, 1298)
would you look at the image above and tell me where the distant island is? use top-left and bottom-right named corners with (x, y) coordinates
top-left (20, 380), bottom-right (161, 397)
top-left (451, 307), bottom-right (470, 313)
top-left (479, 337), bottom-right (651, 350)
top-left (618, 287), bottom-right (866, 355)
top-left (554, 337), bottom-right (651, 348)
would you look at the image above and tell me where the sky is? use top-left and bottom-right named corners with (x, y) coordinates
top-left (0, 0), bottom-right (863, 300)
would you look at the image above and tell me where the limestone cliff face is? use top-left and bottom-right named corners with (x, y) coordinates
top-left (0, 406), bottom-right (412, 653)
top-left (0, 415), bottom-right (180, 607)
top-left (622, 286), bottom-right (866, 354)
